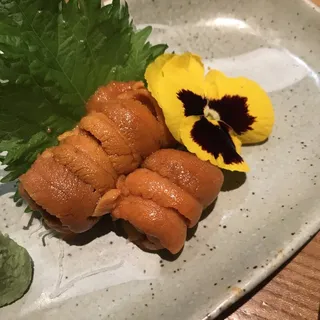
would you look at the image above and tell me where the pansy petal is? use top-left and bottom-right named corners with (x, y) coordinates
top-left (177, 90), bottom-right (207, 117)
top-left (218, 121), bottom-right (243, 155)
top-left (205, 70), bottom-right (275, 144)
top-left (145, 53), bottom-right (206, 141)
top-left (180, 116), bottom-right (249, 172)
top-left (144, 53), bottom-right (175, 97)
top-left (204, 70), bottom-right (219, 100)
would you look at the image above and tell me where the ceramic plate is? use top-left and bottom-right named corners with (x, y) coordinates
top-left (1, 0), bottom-right (320, 319)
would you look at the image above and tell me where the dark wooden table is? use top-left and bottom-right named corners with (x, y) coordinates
top-left (219, 232), bottom-right (320, 320)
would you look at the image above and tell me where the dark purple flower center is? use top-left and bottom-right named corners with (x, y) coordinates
top-left (177, 89), bottom-right (255, 135)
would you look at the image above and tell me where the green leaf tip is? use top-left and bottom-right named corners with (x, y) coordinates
top-left (0, 0), bottom-right (167, 183)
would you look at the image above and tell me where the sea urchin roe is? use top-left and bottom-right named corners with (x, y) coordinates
top-left (113, 195), bottom-right (187, 254)
top-left (121, 168), bottom-right (203, 227)
top-left (18, 81), bottom-right (176, 235)
top-left (142, 149), bottom-right (224, 207)
top-left (20, 150), bottom-right (100, 233)
top-left (97, 149), bottom-right (224, 254)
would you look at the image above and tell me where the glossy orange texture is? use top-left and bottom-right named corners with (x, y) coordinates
top-left (119, 168), bottom-right (203, 227)
top-left (60, 132), bottom-right (118, 181)
top-left (86, 81), bottom-right (175, 148)
top-left (143, 149), bottom-right (224, 207)
top-left (96, 149), bottom-right (224, 254)
top-left (113, 195), bottom-right (188, 255)
top-left (79, 112), bottom-right (141, 175)
top-left (86, 81), bottom-right (138, 111)
top-left (51, 143), bottom-right (114, 195)
top-left (94, 100), bottom-right (164, 157)
top-left (19, 81), bottom-right (174, 234)
top-left (20, 149), bottom-right (100, 233)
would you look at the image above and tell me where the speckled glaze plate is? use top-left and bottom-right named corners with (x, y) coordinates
top-left (1, 0), bottom-right (320, 319)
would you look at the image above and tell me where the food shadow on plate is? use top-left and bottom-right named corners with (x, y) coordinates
top-left (221, 170), bottom-right (246, 192)
top-left (23, 189), bottom-right (218, 258)
top-left (63, 169), bottom-right (242, 248)
top-left (23, 210), bottom-right (114, 247)
top-left (199, 199), bottom-right (217, 222)
top-left (110, 199), bottom-right (219, 261)
top-left (65, 215), bottom-right (114, 246)
top-left (112, 218), bottom-right (183, 261)
top-left (114, 200), bottom-right (217, 262)
top-left (157, 200), bottom-right (217, 261)
top-left (23, 211), bottom-right (42, 230)
top-left (157, 247), bottom-right (183, 261)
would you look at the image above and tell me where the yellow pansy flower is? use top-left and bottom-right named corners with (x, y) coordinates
top-left (145, 52), bottom-right (275, 172)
